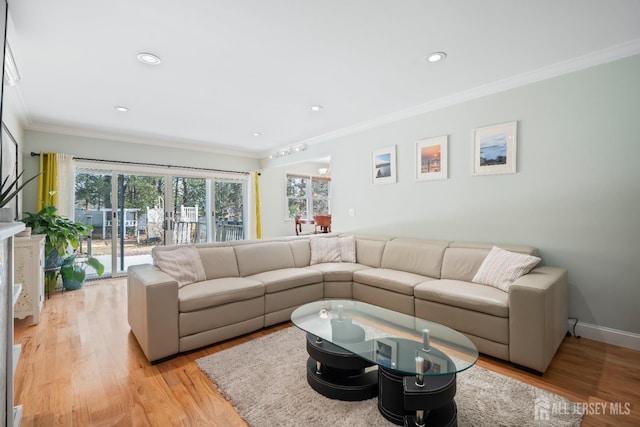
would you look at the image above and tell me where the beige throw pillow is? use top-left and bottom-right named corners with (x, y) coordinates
top-left (310, 237), bottom-right (342, 265)
top-left (472, 246), bottom-right (541, 292)
top-left (153, 245), bottom-right (207, 287)
top-left (338, 235), bottom-right (357, 263)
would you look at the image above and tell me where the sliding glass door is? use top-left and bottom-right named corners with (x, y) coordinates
top-left (75, 170), bottom-right (167, 276)
top-left (113, 173), bottom-right (166, 275)
top-left (171, 176), bottom-right (209, 245)
top-left (75, 164), bottom-right (248, 278)
top-left (214, 180), bottom-right (245, 241)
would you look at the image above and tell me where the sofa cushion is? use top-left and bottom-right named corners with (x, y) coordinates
top-left (449, 241), bottom-right (539, 256)
top-left (248, 267), bottom-right (323, 293)
top-left (307, 262), bottom-right (371, 282)
top-left (153, 245), bottom-right (206, 287)
top-left (338, 235), bottom-right (357, 263)
top-left (472, 246), bottom-right (542, 292)
top-left (288, 239), bottom-right (311, 267)
top-left (353, 268), bottom-right (435, 296)
top-left (414, 279), bottom-right (509, 318)
top-left (197, 246), bottom-right (240, 279)
top-left (354, 236), bottom-right (390, 267)
top-left (234, 241), bottom-right (296, 276)
top-left (310, 237), bottom-right (341, 264)
top-left (441, 247), bottom-right (489, 281)
top-left (179, 277), bottom-right (264, 312)
top-left (380, 238), bottom-right (449, 278)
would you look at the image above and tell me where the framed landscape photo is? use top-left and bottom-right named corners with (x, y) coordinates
top-left (472, 121), bottom-right (517, 176)
top-left (416, 135), bottom-right (447, 181)
top-left (372, 145), bottom-right (396, 184)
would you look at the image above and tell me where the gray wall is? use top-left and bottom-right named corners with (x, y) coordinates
top-left (22, 130), bottom-right (260, 214)
top-left (262, 54), bottom-right (640, 335)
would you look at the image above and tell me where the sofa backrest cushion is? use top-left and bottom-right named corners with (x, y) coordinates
top-left (380, 238), bottom-right (449, 278)
top-left (448, 241), bottom-right (539, 256)
top-left (353, 236), bottom-right (390, 267)
top-left (288, 239), bottom-right (311, 267)
top-left (441, 247), bottom-right (490, 281)
top-left (234, 241), bottom-right (296, 276)
top-left (442, 242), bottom-right (540, 281)
top-left (197, 246), bottom-right (240, 279)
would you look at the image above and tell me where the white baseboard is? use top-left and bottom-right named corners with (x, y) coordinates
top-left (568, 320), bottom-right (640, 351)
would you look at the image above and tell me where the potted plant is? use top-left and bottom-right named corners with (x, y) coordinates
top-left (22, 204), bottom-right (94, 266)
top-left (59, 253), bottom-right (105, 290)
top-left (0, 170), bottom-right (40, 221)
top-left (22, 201), bottom-right (104, 291)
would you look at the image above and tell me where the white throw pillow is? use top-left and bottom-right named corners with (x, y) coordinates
top-left (338, 235), bottom-right (357, 263)
top-left (472, 246), bottom-right (541, 292)
top-left (153, 245), bottom-right (207, 287)
top-left (310, 237), bottom-right (342, 265)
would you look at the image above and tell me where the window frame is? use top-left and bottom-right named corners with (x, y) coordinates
top-left (285, 173), bottom-right (331, 220)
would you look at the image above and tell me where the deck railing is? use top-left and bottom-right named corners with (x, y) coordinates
top-left (215, 223), bottom-right (244, 241)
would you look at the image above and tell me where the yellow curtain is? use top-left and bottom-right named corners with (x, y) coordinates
top-left (254, 171), bottom-right (261, 239)
top-left (37, 153), bottom-right (58, 210)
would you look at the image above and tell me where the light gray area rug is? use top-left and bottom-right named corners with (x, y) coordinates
top-left (196, 327), bottom-right (582, 427)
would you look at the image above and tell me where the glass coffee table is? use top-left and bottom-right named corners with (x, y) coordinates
top-left (291, 300), bottom-right (478, 427)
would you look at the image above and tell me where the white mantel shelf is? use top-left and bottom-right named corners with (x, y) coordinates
top-left (0, 223), bottom-right (25, 240)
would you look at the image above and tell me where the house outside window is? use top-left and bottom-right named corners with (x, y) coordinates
top-left (286, 173), bottom-right (331, 219)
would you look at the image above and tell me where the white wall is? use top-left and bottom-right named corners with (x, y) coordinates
top-left (262, 55), bottom-right (640, 337)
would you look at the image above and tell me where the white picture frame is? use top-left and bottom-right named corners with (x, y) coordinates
top-left (416, 135), bottom-right (447, 181)
top-left (372, 145), bottom-right (396, 184)
top-left (472, 121), bottom-right (517, 176)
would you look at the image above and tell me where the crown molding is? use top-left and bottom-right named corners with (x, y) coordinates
top-left (23, 123), bottom-right (263, 159)
top-left (293, 39), bottom-right (640, 151)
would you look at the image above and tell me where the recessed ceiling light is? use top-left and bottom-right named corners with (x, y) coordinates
top-left (309, 105), bottom-right (323, 112)
top-left (426, 52), bottom-right (447, 63)
top-left (252, 132), bottom-right (261, 137)
top-left (137, 52), bottom-right (162, 65)
top-left (114, 106), bottom-right (129, 112)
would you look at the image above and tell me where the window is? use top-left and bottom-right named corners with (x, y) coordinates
top-left (286, 173), bottom-right (331, 219)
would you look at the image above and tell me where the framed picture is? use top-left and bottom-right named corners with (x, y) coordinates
top-left (416, 135), bottom-right (447, 181)
top-left (472, 121), bottom-right (517, 176)
top-left (372, 145), bottom-right (396, 184)
top-left (1, 122), bottom-right (18, 217)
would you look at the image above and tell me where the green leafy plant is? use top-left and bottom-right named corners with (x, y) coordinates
top-left (59, 254), bottom-right (105, 289)
top-left (22, 204), bottom-right (94, 260)
top-left (22, 201), bottom-right (106, 291)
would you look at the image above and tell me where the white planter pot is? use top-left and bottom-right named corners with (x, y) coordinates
top-left (0, 207), bottom-right (15, 222)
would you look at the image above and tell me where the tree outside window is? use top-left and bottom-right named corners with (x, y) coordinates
top-left (286, 174), bottom-right (330, 219)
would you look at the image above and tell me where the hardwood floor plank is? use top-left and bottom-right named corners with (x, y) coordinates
top-left (13, 279), bottom-right (639, 426)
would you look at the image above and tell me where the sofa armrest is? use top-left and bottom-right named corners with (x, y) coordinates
top-left (128, 264), bottom-right (180, 362)
top-left (508, 266), bottom-right (568, 373)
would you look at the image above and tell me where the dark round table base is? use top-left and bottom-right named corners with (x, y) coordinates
top-left (306, 332), bottom-right (378, 401)
top-left (378, 366), bottom-right (457, 427)
top-left (305, 332), bottom-right (459, 426)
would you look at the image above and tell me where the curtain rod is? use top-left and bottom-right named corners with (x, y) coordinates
top-left (30, 152), bottom-right (252, 176)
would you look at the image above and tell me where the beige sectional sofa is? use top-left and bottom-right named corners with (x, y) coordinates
top-left (127, 234), bottom-right (568, 373)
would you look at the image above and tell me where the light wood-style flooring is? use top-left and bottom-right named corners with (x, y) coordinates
top-left (14, 278), bottom-right (640, 426)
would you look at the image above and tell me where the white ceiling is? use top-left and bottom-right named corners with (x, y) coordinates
top-left (6, 0), bottom-right (640, 158)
